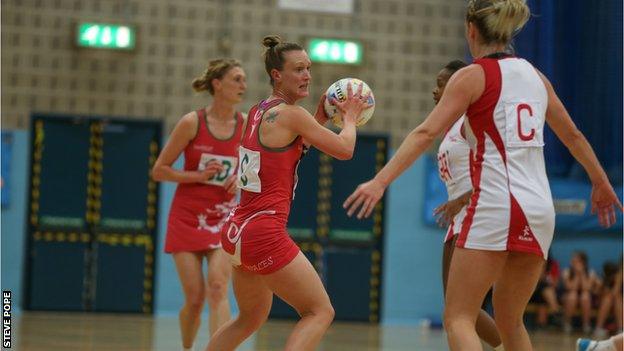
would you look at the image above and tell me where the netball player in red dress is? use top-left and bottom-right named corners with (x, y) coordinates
top-left (345, 1), bottom-right (621, 350)
top-left (152, 59), bottom-right (247, 351)
top-left (206, 35), bottom-right (371, 351)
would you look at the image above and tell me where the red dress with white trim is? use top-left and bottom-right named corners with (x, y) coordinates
top-left (165, 109), bottom-right (244, 253)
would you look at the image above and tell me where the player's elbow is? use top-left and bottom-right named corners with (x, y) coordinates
top-left (564, 128), bottom-right (584, 146)
top-left (151, 165), bottom-right (165, 182)
top-left (410, 127), bottom-right (437, 146)
top-left (333, 138), bottom-right (355, 160)
top-left (335, 148), bottom-right (354, 160)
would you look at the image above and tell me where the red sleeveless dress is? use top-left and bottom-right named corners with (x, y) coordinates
top-left (221, 99), bottom-right (304, 274)
top-left (165, 109), bottom-right (244, 253)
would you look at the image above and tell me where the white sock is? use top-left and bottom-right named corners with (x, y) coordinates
top-left (593, 339), bottom-right (617, 351)
top-left (493, 344), bottom-right (505, 351)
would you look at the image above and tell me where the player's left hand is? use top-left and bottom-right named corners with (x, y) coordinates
top-left (331, 82), bottom-right (372, 125)
top-left (590, 180), bottom-right (623, 228)
top-left (433, 198), bottom-right (463, 228)
top-left (343, 178), bottom-right (386, 219)
top-left (313, 94), bottom-right (330, 125)
top-left (224, 174), bottom-right (238, 194)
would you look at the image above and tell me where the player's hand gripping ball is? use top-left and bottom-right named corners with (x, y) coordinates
top-left (324, 78), bottom-right (375, 128)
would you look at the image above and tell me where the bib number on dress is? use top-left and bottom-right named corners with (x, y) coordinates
top-left (237, 146), bottom-right (261, 192)
top-left (504, 101), bottom-right (545, 148)
top-left (198, 153), bottom-right (238, 186)
top-left (437, 150), bottom-right (453, 183)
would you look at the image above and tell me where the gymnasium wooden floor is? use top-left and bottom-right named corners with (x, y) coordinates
top-left (14, 312), bottom-right (579, 350)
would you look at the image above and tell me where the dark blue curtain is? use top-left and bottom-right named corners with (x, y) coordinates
top-left (513, 0), bottom-right (623, 184)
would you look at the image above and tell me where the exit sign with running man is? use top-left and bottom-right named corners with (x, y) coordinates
top-left (76, 22), bottom-right (136, 50)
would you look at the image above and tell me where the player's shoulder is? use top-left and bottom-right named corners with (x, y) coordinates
top-left (445, 64), bottom-right (484, 88)
top-left (179, 110), bottom-right (201, 127)
top-left (272, 104), bottom-right (309, 120)
top-left (444, 65), bottom-right (485, 102)
top-left (275, 103), bottom-right (306, 113)
top-left (459, 64), bottom-right (484, 78)
top-left (174, 110), bottom-right (202, 140)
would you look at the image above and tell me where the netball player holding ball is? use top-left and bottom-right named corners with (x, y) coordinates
top-left (207, 35), bottom-right (373, 351)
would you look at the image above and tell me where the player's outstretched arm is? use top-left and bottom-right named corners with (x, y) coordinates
top-left (343, 65), bottom-right (482, 219)
top-left (539, 71), bottom-right (622, 228)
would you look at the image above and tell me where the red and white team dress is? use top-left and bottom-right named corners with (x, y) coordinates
top-left (221, 99), bottom-right (303, 274)
top-left (437, 115), bottom-right (472, 243)
top-left (457, 53), bottom-right (555, 258)
top-left (165, 109), bottom-right (244, 253)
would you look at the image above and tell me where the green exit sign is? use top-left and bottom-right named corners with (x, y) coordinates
top-left (308, 38), bottom-right (363, 65)
top-left (76, 22), bottom-right (135, 50)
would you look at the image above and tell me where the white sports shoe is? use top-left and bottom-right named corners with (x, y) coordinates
top-left (576, 338), bottom-right (598, 351)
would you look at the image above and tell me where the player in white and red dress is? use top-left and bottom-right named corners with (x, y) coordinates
top-left (434, 60), bottom-right (502, 350)
top-left (345, 1), bottom-right (621, 350)
top-left (437, 115), bottom-right (471, 243)
top-left (152, 59), bottom-right (246, 350)
top-left (455, 52), bottom-right (557, 258)
top-left (207, 35), bottom-right (371, 351)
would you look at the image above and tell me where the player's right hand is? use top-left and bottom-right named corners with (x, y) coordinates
top-left (223, 174), bottom-right (238, 194)
top-left (313, 94), bottom-right (330, 125)
top-left (194, 160), bottom-right (223, 183)
top-left (433, 192), bottom-right (471, 228)
top-left (343, 178), bottom-right (385, 219)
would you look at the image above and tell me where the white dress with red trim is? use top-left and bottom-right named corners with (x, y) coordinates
top-left (457, 55), bottom-right (555, 258)
top-left (437, 115), bottom-right (472, 242)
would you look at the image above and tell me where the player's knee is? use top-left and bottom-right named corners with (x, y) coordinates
top-left (494, 312), bottom-right (523, 335)
top-left (238, 310), bottom-right (269, 334)
top-left (301, 302), bottom-right (335, 325)
top-left (442, 308), bottom-right (456, 332)
top-left (185, 289), bottom-right (205, 312)
top-left (206, 278), bottom-right (228, 306)
top-left (443, 308), bottom-right (473, 334)
top-left (317, 304), bottom-right (335, 324)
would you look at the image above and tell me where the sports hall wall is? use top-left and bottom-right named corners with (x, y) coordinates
top-left (2, 0), bottom-right (623, 324)
top-left (1, 0), bottom-right (467, 146)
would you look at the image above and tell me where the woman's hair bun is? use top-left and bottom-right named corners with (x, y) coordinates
top-left (262, 35), bottom-right (282, 49)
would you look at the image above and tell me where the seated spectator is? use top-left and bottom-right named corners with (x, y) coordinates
top-left (562, 251), bottom-right (601, 334)
top-left (530, 255), bottom-right (561, 328)
top-left (593, 259), bottom-right (623, 338)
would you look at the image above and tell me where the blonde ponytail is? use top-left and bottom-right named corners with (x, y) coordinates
top-left (466, 0), bottom-right (530, 44)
